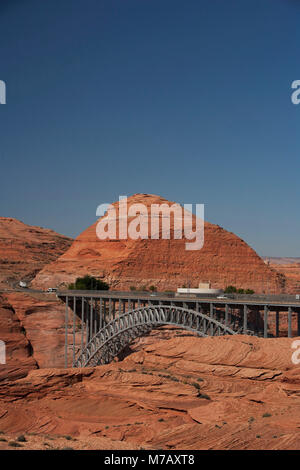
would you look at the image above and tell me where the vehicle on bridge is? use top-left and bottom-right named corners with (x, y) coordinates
top-left (19, 281), bottom-right (27, 288)
top-left (47, 287), bottom-right (58, 293)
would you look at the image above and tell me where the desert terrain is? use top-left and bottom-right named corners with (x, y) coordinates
top-left (0, 194), bottom-right (299, 450)
top-left (0, 331), bottom-right (300, 450)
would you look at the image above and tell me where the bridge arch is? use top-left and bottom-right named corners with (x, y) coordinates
top-left (74, 305), bottom-right (237, 367)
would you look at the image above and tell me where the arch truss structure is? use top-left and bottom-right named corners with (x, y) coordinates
top-left (74, 305), bottom-right (237, 367)
top-left (57, 291), bottom-right (300, 368)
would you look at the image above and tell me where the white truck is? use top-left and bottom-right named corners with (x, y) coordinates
top-left (19, 281), bottom-right (27, 288)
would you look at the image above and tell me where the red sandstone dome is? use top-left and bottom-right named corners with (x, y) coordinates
top-left (32, 194), bottom-right (285, 293)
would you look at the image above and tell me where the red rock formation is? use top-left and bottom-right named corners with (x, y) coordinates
top-left (269, 262), bottom-right (300, 294)
top-left (0, 334), bottom-right (300, 450)
top-left (3, 292), bottom-right (82, 370)
top-left (0, 295), bottom-right (37, 382)
top-left (0, 217), bottom-right (72, 288)
top-left (33, 194), bottom-right (284, 293)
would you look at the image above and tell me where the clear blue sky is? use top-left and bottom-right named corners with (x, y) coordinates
top-left (0, 0), bottom-right (299, 256)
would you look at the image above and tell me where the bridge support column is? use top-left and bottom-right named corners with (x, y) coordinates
top-left (86, 299), bottom-right (89, 345)
top-left (264, 306), bottom-right (268, 338)
top-left (72, 296), bottom-right (76, 366)
top-left (65, 295), bottom-right (69, 368)
top-left (90, 298), bottom-right (93, 339)
top-left (112, 300), bottom-right (116, 320)
top-left (275, 311), bottom-right (280, 338)
top-left (255, 310), bottom-right (260, 335)
top-left (210, 303), bottom-right (214, 336)
top-left (109, 298), bottom-right (112, 321)
top-left (100, 298), bottom-right (103, 328)
top-left (288, 307), bottom-right (292, 338)
top-left (225, 304), bottom-right (229, 327)
top-left (103, 300), bottom-right (106, 326)
top-left (94, 299), bottom-right (98, 336)
top-left (243, 305), bottom-right (248, 334)
top-left (81, 297), bottom-right (84, 356)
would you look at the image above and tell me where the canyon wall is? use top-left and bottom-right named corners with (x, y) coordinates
top-left (0, 217), bottom-right (72, 288)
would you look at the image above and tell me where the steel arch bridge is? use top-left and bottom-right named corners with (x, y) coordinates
top-left (74, 304), bottom-right (238, 367)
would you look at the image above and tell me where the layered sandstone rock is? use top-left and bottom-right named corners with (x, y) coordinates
top-left (0, 334), bottom-right (300, 449)
top-left (0, 217), bottom-right (72, 288)
top-left (4, 292), bottom-right (82, 370)
top-left (0, 291), bottom-right (81, 383)
top-left (264, 258), bottom-right (300, 294)
top-left (33, 194), bottom-right (284, 293)
top-left (0, 295), bottom-right (37, 382)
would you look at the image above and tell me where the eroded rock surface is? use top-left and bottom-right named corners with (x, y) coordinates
top-left (0, 217), bottom-right (72, 288)
top-left (0, 334), bottom-right (300, 450)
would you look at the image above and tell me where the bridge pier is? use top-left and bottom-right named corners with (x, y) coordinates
top-left (65, 296), bottom-right (69, 368)
top-left (288, 307), bottom-right (292, 338)
top-left (109, 298), bottom-right (112, 321)
top-left (99, 298), bottom-right (103, 328)
top-left (225, 304), bottom-right (229, 327)
top-left (104, 299), bottom-right (107, 325)
top-left (81, 297), bottom-right (84, 355)
top-left (89, 297), bottom-right (93, 339)
top-left (73, 297), bottom-right (76, 365)
top-left (210, 303), bottom-right (214, 335)
top-left (243, 305), bottom-right (248, 334)
top-left (85, 300), bottom-right (89, 351)
top-left (264, 306), bottom-right (268, 338)
top-left (275, 310), bottom-right (280, 338)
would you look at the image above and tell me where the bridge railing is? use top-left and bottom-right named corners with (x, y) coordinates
top-left (57, 289), bottom-right (300, 303)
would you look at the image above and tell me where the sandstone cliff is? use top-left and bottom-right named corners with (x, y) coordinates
top-left (0, 217), bottom-right (72, 288)
top-left (0, 295), bottom-right (37, 382)
top-left (266, 259), bottom-right (300, 294)
top-left (32, 194), bottom-right (284, 293)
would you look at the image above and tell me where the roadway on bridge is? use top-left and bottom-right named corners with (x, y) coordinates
top-left (57, 290), bottom-right (300, 308)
